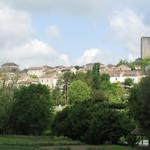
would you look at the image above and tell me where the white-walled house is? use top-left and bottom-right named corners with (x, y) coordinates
top-left (109, 70), bottom-right (145, 84)
top-left (27, 67), bottom-right (45, 77)
top-left (39, 76), bottom-right (58, 88)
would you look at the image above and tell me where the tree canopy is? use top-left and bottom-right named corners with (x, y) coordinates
top-left (129, 76), bottom-right (150, 131)
top-left (9, 84), bottom-right (52, 135)
top-left (68, 80), bottom-right (91, 104)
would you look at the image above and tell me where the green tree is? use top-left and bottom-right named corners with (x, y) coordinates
top-left (9, 84), bottom-right (52, 135)
top-left (0, 73), bottom-right (18, 134)
top-left (91, 63), bottom-right (100, 90)
top-left (84, 109), bottom-right (133, 144)
top-left (129, 76), bottom-right (150, 145)
top-left (124, 78), bottom-right (134, 86)
top-left (74, 65), bottom-right (80, 70)
top-left (52, 102), bottom-right (91, 140)
top-left (0, 86), bottom-right (15, 134)
top-left (63, 71), bottom-right (75, 105)
top-left (51, 79), bottom-right (63, 106)
top-left (117, 59), bottom-right (129, 66)
top-left (74, 72), bottom-right (87, 82)
top-left (68, 80), bottom-right (91, 104)
top-left (52, 101), bottom-right (134, 144)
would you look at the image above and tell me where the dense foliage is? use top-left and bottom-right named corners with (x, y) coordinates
top-left (0, 60), bottom-right (146, 145)
top-left (129, 76), bottom-right (150, 131)
top-left (68, 80), bottom-right (91, 103)
top-left (0, 86), bottom-right (15, 133)
top-left (117, 58), bottom-right (150, 71)
top-left (8, 84), bottom-right (52, 135)
top-left (52, 101), bottom-right (135, 144)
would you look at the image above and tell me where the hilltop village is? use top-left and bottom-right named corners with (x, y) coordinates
top-left (0, 61), bottom-right (146, 88)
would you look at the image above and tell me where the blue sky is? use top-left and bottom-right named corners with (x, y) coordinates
top-left (0, 0), bottom-right (150, 68)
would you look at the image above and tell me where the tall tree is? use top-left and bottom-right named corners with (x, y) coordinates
top-left (63, 71), bottom-right (75, 105)
top-left (129, 76), bottom-right (150, 145)
top-left (91, 63), bottom-right (100, 90)
top-left (51, 79), bottom-right (63, 106)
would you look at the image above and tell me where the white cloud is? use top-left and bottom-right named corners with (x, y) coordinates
top-left (59, 54), bottom-right (69, 65)
top-left (0, 6), bottom-right (33, 48)
top-left (110, 9), bottom-right (150, 57)
top-left (3, 39), bottom-right (69, 68)
top-left (0, 6), bottom-right (69, 68)
top-left (47, 25), bottom-right (63, 42)
top-left (77, 49), bottom-right (101, 65)
top-left (77, 48), bottom-right (122, 65)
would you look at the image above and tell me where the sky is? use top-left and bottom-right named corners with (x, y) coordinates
top-left (0, 0), bottom-right (150, 68)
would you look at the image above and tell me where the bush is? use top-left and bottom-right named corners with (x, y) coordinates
top-left (84, 109), bottom-right (133, 144)
top-left (125, 135), bottom-right (139, 146)
top-left (52, 101), bottom-right (134, 144)
top-left (52, 102), bottom-right (91, 140)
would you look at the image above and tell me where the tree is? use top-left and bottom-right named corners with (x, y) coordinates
top-left (51, 79), bottom-right (63, 106)
top-left (117, 59), bottom-right (129, 67)
top-left (100, 77), bottom-right (127, 103)
top-left (100, 73), bottom-right (110, 82)
top-left (74, 65), bottom-right (80, 70)
top-left (63, 71), bottom-right (75, 105)
top-left (92, 89), bottom-right (108, 102)
top-left (52, 102), bottom-right (91, 140)
top-left (0, 86), bottom-right (15, 134)
top-left (124, 78), bottom-right (134, 87)
top-left (91, 63), bottom-right (100, 90)
top-left (0, 72), bottom-right (18, 134)
top-left (68, 80), bottom-right (91, 104)
top-left (84, 109), bottom-right (133, 144)
top-left (9, 84), bottom-right (52, 135)
top-left (52, 101), bottom-right (134, 144)
top-left (129, 76), bottom-right (150, 145)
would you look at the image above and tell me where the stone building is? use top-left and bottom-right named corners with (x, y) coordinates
top-left (141, 37), bottom-right (150, 59)
top-left (1, 62), bottom-right (19, 73)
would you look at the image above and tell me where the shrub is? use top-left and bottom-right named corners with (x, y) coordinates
top-left (52, 101), bottom-right (134, 144)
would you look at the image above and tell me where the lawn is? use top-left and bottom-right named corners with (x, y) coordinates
top-left (0, 135), bottom-right (149, 150)
top-left (43, 145), bottom-right (150, 150)
top-left (0, 135), bottom-right (81, 146)
top-left (0, 145), bottom-right (149, 150)
top-left (0, 145), bottom-right (39, 150)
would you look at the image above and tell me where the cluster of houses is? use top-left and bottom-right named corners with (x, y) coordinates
top-left (0, 62), bottom-right (146, 88)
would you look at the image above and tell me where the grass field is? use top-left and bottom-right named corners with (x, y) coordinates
top-left (0, 145), bottom-right (149, 150)
top-left (0, 135), bottom-right (149, 150)
top-left (0, 135), bottom-right (81, 146)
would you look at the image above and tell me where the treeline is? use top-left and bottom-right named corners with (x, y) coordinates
top-left (117, 58), bottom-right (150, 71)
top-left (0, 62), bottom-right (150, 145)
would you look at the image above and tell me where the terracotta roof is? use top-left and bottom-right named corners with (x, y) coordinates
top-left (18, 80), bottom-right (31, 84)
top-left (2, 63), bottom-right (18, 67)
top-left (109, 70), bottom-right (143, 77)
top-left (28, 67), bottom-right (43, 70)
top-left (107, 64), bottom-right (115, 68)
